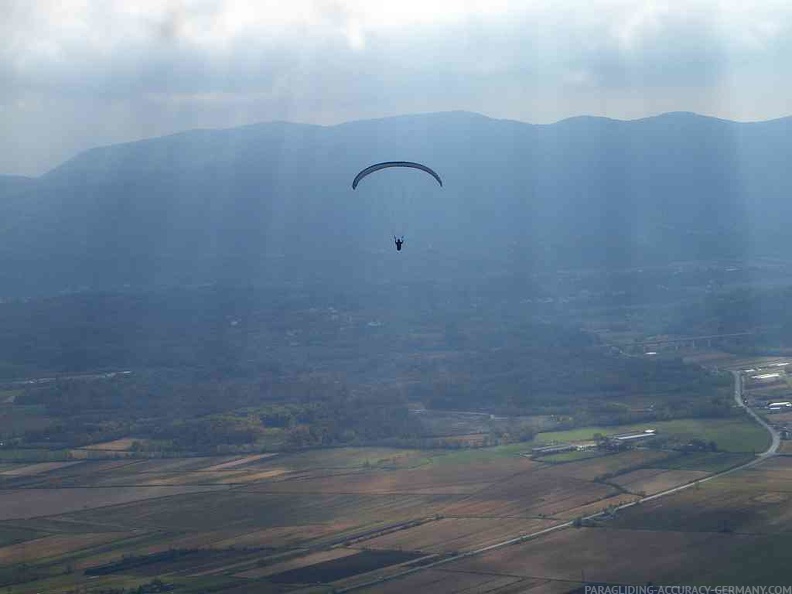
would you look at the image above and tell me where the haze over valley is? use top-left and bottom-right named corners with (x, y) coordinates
top-left (3, 1), bottom-right (792, 591)
top-left (3, 111), bottom-right (792, 295)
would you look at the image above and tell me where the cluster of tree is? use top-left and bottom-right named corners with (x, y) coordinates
top-left (141, 397), bottom-right (420, 452)
top-left (0, 283), bottom-right (735, 453)
top-left (16, 369), bottom-right (359, 425)
top-left (17, 375), bottom-right (423, 452)
top-left (419, 347), bottom-right (731, 423)
top-left (666, 286), bottom-right (792, 351)
top-left (14, 354), bottom-right (728, 452)
top-left (19, 419), bottom-right (132, 449)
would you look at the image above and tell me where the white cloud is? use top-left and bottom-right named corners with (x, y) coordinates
top-left (1, 1), bottom-right (791, 174)
top-left (611, 1), bottom-right (671, 52)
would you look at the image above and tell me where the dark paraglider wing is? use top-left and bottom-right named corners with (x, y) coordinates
top-left (351, 161), bottom-right (443, 189)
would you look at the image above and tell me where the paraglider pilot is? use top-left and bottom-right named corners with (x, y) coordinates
top-left (351, 162), bottom-right (442, 254)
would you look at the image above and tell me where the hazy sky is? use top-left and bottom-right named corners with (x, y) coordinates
top-left (2, 1), bottom-right (791, 175)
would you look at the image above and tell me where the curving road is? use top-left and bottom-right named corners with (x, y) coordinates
top-left (731, 369), bottom-right (780, 460)
top-left (339, 370), bottom-right (778, 593)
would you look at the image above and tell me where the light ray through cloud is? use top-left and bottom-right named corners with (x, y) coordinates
top-left (1, 0), bottom-right (791, 174)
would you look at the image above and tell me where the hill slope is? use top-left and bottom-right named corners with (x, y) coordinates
top-left (2, 111), bottom-right (792, 296)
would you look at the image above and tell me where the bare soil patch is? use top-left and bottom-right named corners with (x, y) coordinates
top-left (248, 460), bottom-right (526, 496)
top-left (441, 469), bottom-right (616, 518)
top-left (80, 438), bottom-right (144, 451)
top-left (0, 461), bottom-right (82, 477)
top-left (0, 531), bottom-right (129, 565)
top-left (361, 517), bottom-right (554, 554)
top-left (200, 454), bottom-right (278, 471)
top-left (67, 491), bottom-right (456, 532)
top-left (267, 549), bottom-right (423, 584)
top-left (0, 485), bottom-right (227, 520)
top-left (236, 547), bottom-right (359, 579)
top-left (540, 450), bottom-right (670, 481)
top-left (446, 527), bottom-right (743, 584)
top-left (612, 469), bottom-right (710, 495)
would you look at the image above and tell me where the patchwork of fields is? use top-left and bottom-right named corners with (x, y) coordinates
top-left (0, 413), bottom-right (782, 593)
top-left (352, 456), bottom-right (792, 592)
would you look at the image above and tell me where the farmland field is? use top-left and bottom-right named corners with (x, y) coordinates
top-left (0, 526), bottom-right (48, 547)
top-left (651, 451), bottom-right (752, 472)
top-left (359, 454), bottom-right (792, 591)
top-left (0, 430), bottom-right (776, 593)
top-left (610, 468), bottom-right (710, 495)
top-left (235, 548), bottom-right (362, 579)
top-left (267, 549), bottom-right (423, 583)
top-left (535, 417), bottom-right (770, 453)
top-left (360, 517), bottom-right (555, 554)
top-left (609, 457), bottom-right (792, 534)
top-left (439, 472), bottom-right (616, 518)
top-left (69, 490), bottom-right (456, 532)
top-left (245, 457), bottom-right (533, 495)
top-left (0, 405), bottom-right (52, 437)
top-left (355, 570), bottom-right (568, 594)
top-left (430, 527), bottom-right (784, 586)
top-left (0, 532), bottom-right (130, 565)
top-left (541, 449), bottom-right (605, 463)
top-left (0, 485), bottom-right (229, 521)
top-left (0, 461), bottom-right (82, 477)
top-left (767, 411), bottom-right (792, 423)
top-left (296, 441), bottom-right (792, 590)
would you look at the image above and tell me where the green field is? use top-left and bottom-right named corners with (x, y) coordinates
top-left (0, 449), bottom-right (72, 462)
top-left (0, 526), bottom-right (45, 547)
top-left (0, 428), bottom-right (778, 593)
top-left (535, 416), bottom-right (770, 453)
top-left (428, 443), bottom-right (530, 466)
top-left (540, 450), bottom-right (606, 463)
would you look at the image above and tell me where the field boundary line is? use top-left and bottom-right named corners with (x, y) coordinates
top-left (336, 370), bottom-right (778, 592)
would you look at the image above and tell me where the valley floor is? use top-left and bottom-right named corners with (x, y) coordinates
top-left (0, 374), bottom-right (783, 593)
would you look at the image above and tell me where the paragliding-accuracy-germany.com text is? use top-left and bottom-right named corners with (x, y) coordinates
top-left (584, 585), bottom-right (792, 594)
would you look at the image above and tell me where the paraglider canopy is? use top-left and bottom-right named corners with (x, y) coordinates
top-left (352, 161), bottom-right (443, 190)
top-left (351, 160), bottom-right (443, 251)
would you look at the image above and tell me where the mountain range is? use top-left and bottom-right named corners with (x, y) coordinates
top-left (2, 110), bottom-right (791, 297)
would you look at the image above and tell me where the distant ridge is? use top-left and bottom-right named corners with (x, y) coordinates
top-left (42, 110), bottom-right (792, 179)
top-left (1, 110), bottom-right (792, 297)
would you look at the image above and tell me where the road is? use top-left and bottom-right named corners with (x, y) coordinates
top-left (731, 369), bottom-right (781, 460)
top-left (338, 370), bottom-right (779, 593)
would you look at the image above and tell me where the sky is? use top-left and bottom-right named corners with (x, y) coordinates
top-left (2, 0), bottom-right (792, 176)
